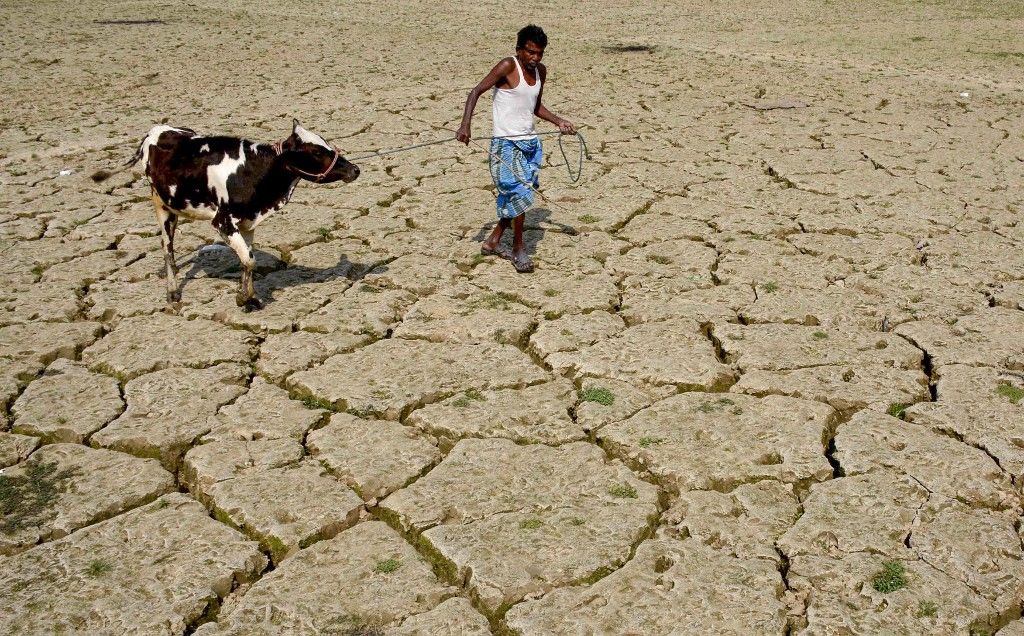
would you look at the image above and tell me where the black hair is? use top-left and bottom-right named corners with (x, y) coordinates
top-left (517, 24), bottom-right (547, 49)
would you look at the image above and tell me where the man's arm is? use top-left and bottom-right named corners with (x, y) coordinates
top-left (457, 59), bottom-right (514, 144)
top-left (535, 65), bottom-right (576, 135)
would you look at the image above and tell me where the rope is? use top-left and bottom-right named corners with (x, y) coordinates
top-left (347, 130), bottom-right (591, 184)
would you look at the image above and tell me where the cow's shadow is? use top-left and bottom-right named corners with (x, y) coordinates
top-left (471, 207), bottom-right (577, 259)
top-left (176, 246), bottom-right (383, 308)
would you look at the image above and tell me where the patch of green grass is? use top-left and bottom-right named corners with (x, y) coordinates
top-left (373, 558), bottom-right (401, 574)
top-left (578, 214), bottom-right (600, 224)
top-left (581, 387), bottom-right (615, 406)
top-left (910, 36), bottom-right (927, 42)
top-left (31, 264), bottom-right (45, 278)
top-left (608, 483), bottom-right (638, 499)
top-left (300, 394), bottom-right (335, 411)
top-left (470, 291), bottom-right (524, 311)
top-left (696, 397), bottom-right (736, 413)
top-left (638, 436), bottom-right (664, 448)
top-left (871, 560), bottom-right (908, 593)
top-left (886, 402), bottom-right (909, 419)
top-left (85, 559), bottom-right (113, 577)
top-left (760, 281), bottom-right (779, 294)
top-left (452, 388), bottom-right (486, 408)
top-left (317, 227), bottom-right (332, 240)
top-left (543, 289), bottom-right (560, 297)
top-left (519, 518), bottom-right (543, 530)
top-left (812, 331), bottom-right (828, 340)
top-left (980, 51), bottom-right (1024, 60)
top-left (996, 382), bottom-right (1023, 404)
top-left (0, 461), bottom-right (79, 533)
top-left (543, 310), bottom-right (560, 321)
top-left (916, 600), bottom-right (938, 618)
top-left (569, 517), bottom-right (586, 526)
top-left (647, 254), bottom-right (672, 265)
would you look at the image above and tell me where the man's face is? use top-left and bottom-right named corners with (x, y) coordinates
top-left (516, 41), bottom-right (545, 70)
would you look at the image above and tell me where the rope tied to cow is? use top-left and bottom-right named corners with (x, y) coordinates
top-left (348, 130), bottom-right (592, 184)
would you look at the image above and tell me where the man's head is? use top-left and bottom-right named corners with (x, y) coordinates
top-left (516, 25), bottom-right (547, 70)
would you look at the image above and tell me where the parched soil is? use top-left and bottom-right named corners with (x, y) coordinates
top-left (1, 1), bottom-right (1023, 634)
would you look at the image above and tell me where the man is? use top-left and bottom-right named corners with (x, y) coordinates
top-left (456, 24), bottom-right (576, 273)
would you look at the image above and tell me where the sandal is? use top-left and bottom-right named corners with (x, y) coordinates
top-left (511, 252), bottom-right (534, 274)
top-left (480, 244), bottom-right (509, 258)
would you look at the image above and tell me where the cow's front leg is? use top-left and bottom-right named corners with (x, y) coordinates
top-left (215, 216), bottom-right (260, 310)
top-left (239, 228), bottom-right (261, 310)
top-left (152, 190), bottom-right (180, 302)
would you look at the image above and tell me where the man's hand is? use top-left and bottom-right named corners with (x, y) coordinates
top-left (557, 119), bottom-right (577, 135)
top-left (456, 124), bottom-right (471, 145)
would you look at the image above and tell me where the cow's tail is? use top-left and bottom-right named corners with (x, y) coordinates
top-left (90, 137), bottom-right (146, 183)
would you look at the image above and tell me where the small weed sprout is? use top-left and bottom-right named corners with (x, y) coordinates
top-left (812, 331), bottom-right (828, 340)
top-left (916, 600), bottom-right (938, 618)
top-left (647, 254), bottom-right (672, 265)
top-left (543, 289), bottom-right (560, 297)
top-left (871, 560), bottom-right (908, 593)
top-left (608, 483), bottom-right (638, 499)
top-left (886, 403), bottom-right (909, 419)
top-left (696, 397), bottom-right (736, 413)
top-left (995, 382), bottom-right (1023, 404)
top-left (452, 388), bottom-right (486, 408)
top-left (317, 227), bottom-right (332, 240)
top-left (581, 387), bottom-right (615, 406)
top-left (374, 558), bottom-right (401, 574)
top-left (519, 518), bottom-right (543, 530)
top-left (638, 436), bottom-right (664, 448)
top-left (300, 395), bottom-right (334, 412)
top-left (85, 559), bottom-right (113, 577)
top-left (578, 214), bottom-right (600, 224)
top-left (761, 281), bottom-right (779, 293)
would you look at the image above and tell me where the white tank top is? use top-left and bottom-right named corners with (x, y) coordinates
top-left (492, 57), bottom-right (541, 140)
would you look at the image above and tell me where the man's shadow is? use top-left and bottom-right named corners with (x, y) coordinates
top-left (175, 246), bottom-right (383, 307)
top-left (472, 207), bottom-right (577, 258)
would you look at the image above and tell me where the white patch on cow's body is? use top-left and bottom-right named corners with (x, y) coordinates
top-left (168, 185), bottom-right (177, 198)
top-left (173, 203), bottom-right (217, 222)
top-left (295, 124), bottom-right (332, 150)
top-left (206, 141), bottom-right (247, 205)
top-left (141, 125), bottom-right (186, 167)
top-left (199, 144), bottom-right (210, 153)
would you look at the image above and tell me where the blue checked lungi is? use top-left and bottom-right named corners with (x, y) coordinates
top-left (489, 137), bottom-right (542, 220)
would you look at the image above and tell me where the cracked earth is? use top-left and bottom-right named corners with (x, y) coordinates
top-left (1, 1), bottom-right (1023, 634)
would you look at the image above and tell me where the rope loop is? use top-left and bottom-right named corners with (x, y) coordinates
top-left (349, 130), bottom-right (591, 184)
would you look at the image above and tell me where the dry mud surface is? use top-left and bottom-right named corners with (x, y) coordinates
top-left (1, 0), bottom-right (1023, 634)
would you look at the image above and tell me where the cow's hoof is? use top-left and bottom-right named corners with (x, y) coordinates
top-left (240, 297), bottom-right (264, 312)
top-left (167, 291), bottom-right (181, 303)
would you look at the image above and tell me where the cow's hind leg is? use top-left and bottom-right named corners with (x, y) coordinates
top-left (152, 190), bottom-right (180, 302)
top-left (215, 217), bottom-right (260, 310)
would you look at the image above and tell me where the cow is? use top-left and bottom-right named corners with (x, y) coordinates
top-left (116, 120), bottom-right (359, 310)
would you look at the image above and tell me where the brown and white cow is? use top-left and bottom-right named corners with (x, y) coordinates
top-left (132, 119), bottom-right (358, 309)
